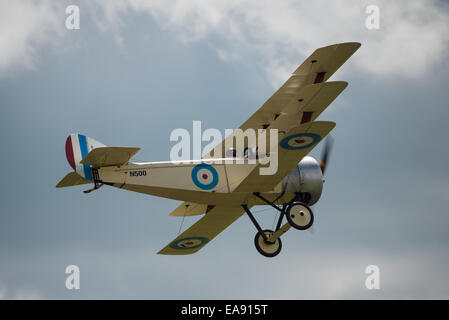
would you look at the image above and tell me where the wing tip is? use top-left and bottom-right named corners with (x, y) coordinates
top-left (333, 41), bottom-right (362, 49)
top-left (311, 41), bottom-right (361, 53)
top-left (157, 248), bottom-right (201, 255)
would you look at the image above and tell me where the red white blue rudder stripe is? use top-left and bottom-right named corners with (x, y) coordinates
top-left (65, 134), bottom-right (106, 181)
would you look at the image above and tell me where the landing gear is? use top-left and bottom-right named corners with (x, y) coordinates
top-left (83, 182), bottom-right (103, 194)
top-left (254, 229), bottom-right (282, 258)
top-left (83, 169), bottom-right (104, 194)
top-left (286, 201), bottom-right (314, 230)
top-left (243, 193), bottom-right (314, 258)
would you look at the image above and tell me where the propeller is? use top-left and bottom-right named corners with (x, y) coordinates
top-left (319, 135), bottom-right (334, 175)
top-left (309, 135), bottom-right (333, 236)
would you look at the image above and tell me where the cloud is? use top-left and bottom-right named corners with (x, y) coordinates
top-left (76, 248), bottom-right (449, 299)
top-left (268, 250), bottom-right (449, 299)
top-left (1, 0), bottom-right (448, 83)
top-left (0, 0), bottom-right (65, 75)
top-left (89, 0), bottom-right (449, 85)
top-left (0, 285), bottom-right (45, 300)
top-left (1, 245), bottom-right (448, 299)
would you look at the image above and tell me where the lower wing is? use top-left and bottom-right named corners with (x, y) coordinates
top-left (158, 205), bottom-right (246, 255)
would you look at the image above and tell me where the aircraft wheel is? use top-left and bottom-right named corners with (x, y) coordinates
top-left (254, 229), bottom-right (282, 258)
top-left (286, 201), bottom-right (314, 230)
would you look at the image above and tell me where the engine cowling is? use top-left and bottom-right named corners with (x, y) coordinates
top-left (281, 156), bottom-right (324, 205)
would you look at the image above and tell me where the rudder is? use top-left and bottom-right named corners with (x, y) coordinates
top-left (65, 134), bottom-right (106, 181)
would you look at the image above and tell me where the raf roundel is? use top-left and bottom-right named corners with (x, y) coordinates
top-left (191, 163), bottom-right (219, 190)
top-left (280, 133), bottom-right (322, 150)
top-left (170, 237), bottom-right (209, 250)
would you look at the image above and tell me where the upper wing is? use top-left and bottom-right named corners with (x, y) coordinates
top-left (204, 42), bottom-right (359, 158)
top-left (80, 146), bottom-right (140, 168)
top-left (158, 205), bottom-right (245, 255)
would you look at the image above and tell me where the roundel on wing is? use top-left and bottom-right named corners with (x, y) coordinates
top-left (169, 237), bottom-right (209, 250)
top-left (191, 164), bottom-right (219, 190)
top-left (280, 133), bottom-right (321, 150)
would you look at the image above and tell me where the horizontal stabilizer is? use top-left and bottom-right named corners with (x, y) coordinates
top-left (56, 172), bottom-right (91, 188)
top-left (80, 147), bottom-right (140, 168)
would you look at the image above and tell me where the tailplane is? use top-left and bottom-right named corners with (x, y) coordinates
top-left (57, 133), bottom-right (140, 188)
top-left (56, 172), bottom-right (91, 188)
top-left (56, 133), bottom-right (106, 188)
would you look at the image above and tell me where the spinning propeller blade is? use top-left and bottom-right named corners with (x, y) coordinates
top-left (319, 135), bottom-right (334, 175)
top-left (309, 136), bottom-right (334, 235)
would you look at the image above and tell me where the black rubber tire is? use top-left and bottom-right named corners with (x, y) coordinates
top-left (254, 229), bottom-right (282, 258)
top-left (286, 201), bottom-right (314, 230)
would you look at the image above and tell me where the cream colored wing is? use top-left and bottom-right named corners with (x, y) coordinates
top-left (266, 81), bottom-right (346, 131)
top-left (205, 42), bottom-right (359, 158)
top-left (235, 121), bottom-right (336, 193)
top-left (158, 205), bottom-right (245, 255)
top-left (168, 202), bottom-right (211, 217)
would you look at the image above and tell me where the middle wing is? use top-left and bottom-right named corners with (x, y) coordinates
top-left (235, 120), bottom-right (335, 193)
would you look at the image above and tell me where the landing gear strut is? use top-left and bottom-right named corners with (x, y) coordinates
top-left (242, 192), bottom-right (313, 257)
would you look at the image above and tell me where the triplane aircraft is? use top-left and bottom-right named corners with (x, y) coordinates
top-left (57, 42), bottom-right (360, 257)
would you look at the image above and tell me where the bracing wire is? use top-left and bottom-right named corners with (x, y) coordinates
top-left (176, 206), bottom-right (276, 235)
top-left (177, 211), bottom-right (186, 236)
top-left (271, 211), bottom-right (279, 230)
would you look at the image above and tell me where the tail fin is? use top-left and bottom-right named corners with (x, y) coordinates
top-left (58, 133), bottom-right (140, 188)
top-left (65, 133), bottom-right (106, 181)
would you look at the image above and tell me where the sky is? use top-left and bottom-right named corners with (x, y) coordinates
top-left (0, 0), bottom-right (449, 299)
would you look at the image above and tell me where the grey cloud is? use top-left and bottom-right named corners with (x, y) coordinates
top-left (87, 0), bottom-right (449, 85)
top-left (1, 1), bottom-right (448, 82)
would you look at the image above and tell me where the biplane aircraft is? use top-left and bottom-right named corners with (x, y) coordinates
top-left (57, 42), bottom-right (361, 257)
